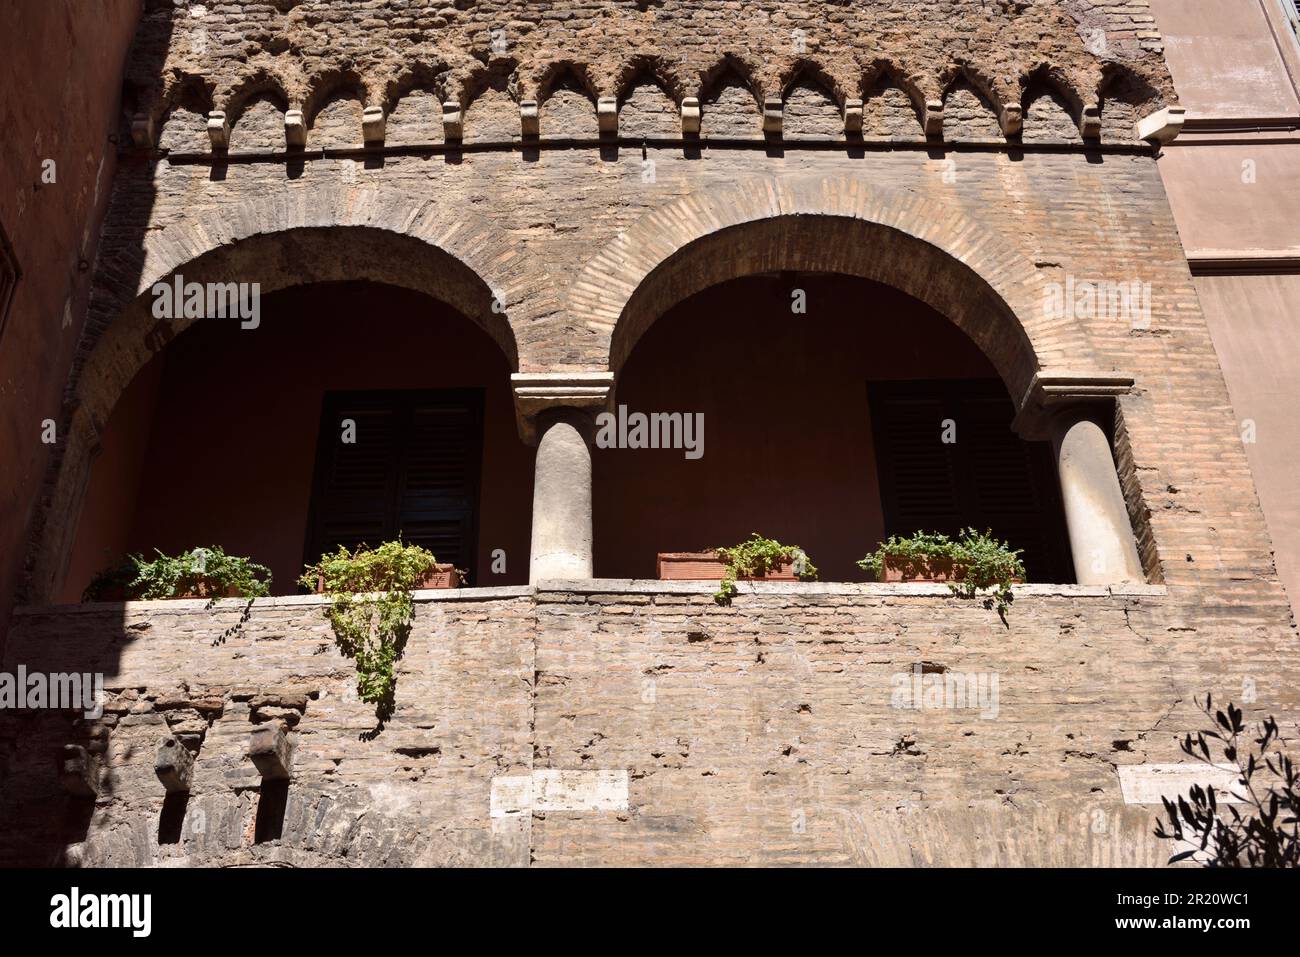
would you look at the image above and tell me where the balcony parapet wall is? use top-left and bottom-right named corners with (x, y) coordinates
top-left (2, 579), bottom-right (1295, 866)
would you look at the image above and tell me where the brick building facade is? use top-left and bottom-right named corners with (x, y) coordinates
top-left (0, 0), bottom-right (1295, 867)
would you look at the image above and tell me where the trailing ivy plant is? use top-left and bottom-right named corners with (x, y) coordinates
top-left (857, 528), bottom-right (1025, 621)
top-left (1154, 695), bottom-right (1298, 868)
top-left (84, 547), bottom-right (271, 601)
top-left (299, 541), bottom-right (437, 721)
top-left (713, 533), bottom-right (818, 605)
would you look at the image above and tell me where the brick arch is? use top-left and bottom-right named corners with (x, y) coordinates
top-left (27, 184), bottom-right (558, 604)
top-left (570, 174), bottom-right (1092, 401)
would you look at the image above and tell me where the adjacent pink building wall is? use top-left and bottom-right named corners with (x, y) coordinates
top-left (1153, 0), bottom-right (1300, 118)
top-left (1157, 144), bottom-right (1300, 258)
top-left (1193, 274), bottom-right (1300, 601)
top-left (0, 0), bottom-right (143, 636)
top-left (1150, 0), bottom-right (1300, 609)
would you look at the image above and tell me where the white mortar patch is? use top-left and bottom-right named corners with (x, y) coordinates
top-left (490, 775), bottom-right (533, 817)
top-left (1117, 764), bottom-right (1244, 805)
top-left (490, 770), bottom-right (629, 816)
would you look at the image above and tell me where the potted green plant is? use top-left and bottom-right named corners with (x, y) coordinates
top-left (299, 541), bottom-right (442, 719)
top-left (307, 553), bottom-right (462, 592)
top-left (857, 528), bottom-right (1024, 618)
top-left (83, 547), bottom-right (272, 601)
top-left (81, 557), bottom-right (141, 602)
top-left (659, 533), bottom-right (818, 604)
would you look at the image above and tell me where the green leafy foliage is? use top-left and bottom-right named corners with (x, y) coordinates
top-left (299, 541), bottom-right (437, 718)
top-left (83, 547), bottom-right (272, 601)
top-left (857, 528), bottom-right (1025, 619)
top-left (81, 558), bottom-right (142, 602)
top-left (1155, 695), bottom-right (1298, 868)
top-left (713, 533), bottom-right (818, 605)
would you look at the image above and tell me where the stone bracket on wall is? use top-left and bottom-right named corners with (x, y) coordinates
top-left (155, 735), bottom-right (196, 793)
top-left (1136, 106), bottom-right (1186, 145)
top-left (511, 372), bottom-right (614, 444)
top-left (1012, 371), bottom-right (1136, 441)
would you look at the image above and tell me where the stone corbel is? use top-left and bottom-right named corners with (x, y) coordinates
top-left (1012, 371), bottom-right (1136, 440)
top-left (520, 99), bottom-right (539, 138)
top-left (843, 98), bottom-right (863, 135)
top-left (924, 99), bottom-right (944, 138)
top-left (1079, 101), bottom-right (1102, 140)
top-left (597, 96), bottom-right (618, 137)
top-left (762, 96), bottom-right (783, 135)
top-left (155, 735), bottom-right (195, 793)
top-left (248, 724), bottom-right (292, 781)
top-left (1136, 106), bottom-right (1185, 145)
top-left (206, 110), bottom-right (230, 150)
top-left (511, 372), bottom-right (615, 444)
top-left (130, 112), bottom-right (156, 149)
top-left (443, 100), bottom-right (463, 141)
top-left (362, 105), bottom-right (386, 145)
top-left (284, 109), bottom-right (307, 148)
top-left (681, 96), bottom-right (701, 135)
top-left (59, 744), bottom-right (99, 797)
top-left (998, 103), bottom-right (1022, 137)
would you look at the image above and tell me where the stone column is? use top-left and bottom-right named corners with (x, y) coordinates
top-left (529, 409), bottom-right (595, 582)
top-left (512, 373), bottom-right (614, 584)
top-left (1049, 409), bottom-right (1144, 585)
top-left (1013, 372), bottom-right (1144, 587)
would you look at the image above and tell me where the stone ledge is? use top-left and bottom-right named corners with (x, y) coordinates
top-left (535, 579), bottom-right (1168, 599)
top-left (11, 581), bottom-right (1169, 617)
top-left (13, 585), bottom-right (537, 617)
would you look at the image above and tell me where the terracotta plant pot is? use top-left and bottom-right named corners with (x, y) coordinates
top-left (314, 563), bottom-right (462, 594)
top-left (657, 552), bottom-right (800, 582)
top-left (874, 555), bottom-right (1022, 585)
top-left (877, 555), bottom-right (965, 584)
top-left (175, 582), bottom-right (245, 599)
top-left (414, 564), bottom-right (462, 589)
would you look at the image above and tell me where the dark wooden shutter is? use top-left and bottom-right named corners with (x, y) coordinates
top-left (303, 390), bottom-right (483, 580)
top-left (869, 379), bottom-right (1074, 583)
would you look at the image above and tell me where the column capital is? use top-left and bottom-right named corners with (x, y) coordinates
top-left (511, 372), bottom-right (614, 444)
top-left (1012, 371), bottom-right (1135, 440)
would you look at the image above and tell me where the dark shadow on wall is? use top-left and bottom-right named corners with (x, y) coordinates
top-left (0, 3), bottom-right (170, 865)
top-left (14, 1), bottom-right (176, 628)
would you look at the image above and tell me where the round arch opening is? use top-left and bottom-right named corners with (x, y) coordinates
top-left (595, 271), bottom-right (1076, 584)
top-left (60, 280), bottom-right (534, 601)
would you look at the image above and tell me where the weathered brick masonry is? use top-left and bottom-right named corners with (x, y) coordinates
top-left (3, 578), bottom-right (1296, 866)
top-left (3, 1), bottom-right (1297, 865)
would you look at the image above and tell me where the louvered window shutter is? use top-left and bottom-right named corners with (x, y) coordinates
top-left (869, 380), bottom-right (1075, 583)
top-left (304, 390), bottom-right (484, 579)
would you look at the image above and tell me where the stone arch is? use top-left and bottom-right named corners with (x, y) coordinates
top-left (28, 185), bottom-right (558, 603)
top-left (568, 174), bottom-right (1096, 402)
top-left (614, 55), bottom-right (686, 106)
top-left (157, 75), bottom-right (214, 154)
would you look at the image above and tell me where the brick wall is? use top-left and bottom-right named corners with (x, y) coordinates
top-left (4, 1), bottom-right (1296, 868)
top-left (2, 579), bottom-right (1295, 866)
top-left (0, 589), bottom-right (536, 866)
top-left (36, 147), bottom-right (1282, 602)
